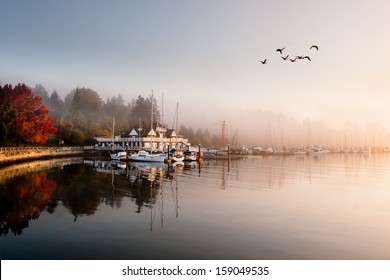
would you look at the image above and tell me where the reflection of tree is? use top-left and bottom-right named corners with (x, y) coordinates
top-left (0, 161), bottom-right (167, 236)
top-left (0, 173), bottom-right (56, 236)
top-left (50, 164), bottom-right (103, 221)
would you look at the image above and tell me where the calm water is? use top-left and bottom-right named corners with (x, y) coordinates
top-left (1, 153), bottom-right (390, 260)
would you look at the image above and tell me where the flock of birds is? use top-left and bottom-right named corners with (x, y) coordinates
top-left (260, 45), bottom-right (319, 64)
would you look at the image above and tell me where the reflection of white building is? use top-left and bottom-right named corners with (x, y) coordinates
top-left (94, 127), bottom-right (190, 152)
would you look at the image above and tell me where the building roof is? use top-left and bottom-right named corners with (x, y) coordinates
top-left (147, 129), bottom-right (157, 136)
top-left (129, 129), bottom-right (138, 136)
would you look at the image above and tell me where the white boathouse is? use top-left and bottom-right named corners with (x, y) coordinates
top-left (94, 127), bottom-right (190, 152)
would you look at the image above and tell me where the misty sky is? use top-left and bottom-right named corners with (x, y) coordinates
top-left (1, 0), bottom-right (390, 142)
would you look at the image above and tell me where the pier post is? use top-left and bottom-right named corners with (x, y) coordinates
top-left (228, 144), bottom-right (231, 172)
top-left (198, 144), bottom-right (201, 175)
top-left (166, 144), bottom-right (172, 170)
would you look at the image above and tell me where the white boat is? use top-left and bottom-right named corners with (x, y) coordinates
top-left (308, 147), bottom-right (329, 155)
top-left (293, 147), bottom-right (307, 155)
top-left (273, 147), bottom-right (285, 154)
top-left (110, 151), bottom-right (127, 160)
top-left (183, 151), bottom-right (197, 161)
top-left (170, 149), bottom-right (184, 162)
top-left (130, 150), bottom-right (166, 162)
top-left (252, 146), bottom-right (263, 155)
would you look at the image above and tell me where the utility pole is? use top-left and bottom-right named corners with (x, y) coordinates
top-left (214, 120), bottom-right (227, 148)
top-left (220, 120), bottom-right (226, 148)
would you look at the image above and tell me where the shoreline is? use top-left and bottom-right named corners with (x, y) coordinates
top-left (0, 146), bottom-right (85, 166)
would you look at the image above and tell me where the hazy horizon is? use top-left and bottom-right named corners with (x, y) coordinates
top-left (2, 0), bottom-right (390, 147)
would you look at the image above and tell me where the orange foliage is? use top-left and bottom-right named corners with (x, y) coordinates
top-left (0, 83), bottom-right (57, 144)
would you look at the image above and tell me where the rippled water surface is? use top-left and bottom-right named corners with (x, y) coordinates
top-left (1, 154), bottom-right (390, 259)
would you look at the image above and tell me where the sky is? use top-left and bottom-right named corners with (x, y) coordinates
top-left (1, 0), bottom-right (390, 145)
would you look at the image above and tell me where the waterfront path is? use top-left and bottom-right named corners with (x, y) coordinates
top-left (0, 146), bottom-right (84, 165)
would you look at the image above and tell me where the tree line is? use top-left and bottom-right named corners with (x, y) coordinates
top-left (0, 83), bottom-right (221, 147)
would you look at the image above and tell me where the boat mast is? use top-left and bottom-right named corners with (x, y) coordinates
top-left (161, 92), bottom-right (164, 127)
top-left (150, 90), bottom-right (154, 152)
top-left (138, 117), bottom-right (142, 150)
top-left (176, 102), bottom-right (179, 133)
top-left (112, 114), bottom-right (115, 150)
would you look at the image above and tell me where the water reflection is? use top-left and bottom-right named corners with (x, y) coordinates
top-left (0, 172), bottom-right (56, 236)
top-left (1, 154), bottom-right (388, 236)
top-left (2, 154), bottom-right (390, 260)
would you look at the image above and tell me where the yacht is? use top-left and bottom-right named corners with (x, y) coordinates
top-left (110, 151), bottom-right (127, 161)
top-left (308, 146), bottom-right (329, 155)
top-left (293, 147), bottom-right (307, 155)
top-left (130, 150), bottom-right (166, 162)
top-left (183, 150), bottom-right (197, 161)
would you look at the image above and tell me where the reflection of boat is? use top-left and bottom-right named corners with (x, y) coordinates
top-left (110, 151), bottom-right (127, 160)
top-left (131, 161), bottom-right (165, 170)
top-left (130, 150), bottom-right (166, 162)
top-left (173, 161), bottom-right (184, 173)
top-left (110, 161), bottom-right (127, 169)
top-left (137, 163), bottom-right (164, 186)
top-left (184, 161), bottom-right (198, 169)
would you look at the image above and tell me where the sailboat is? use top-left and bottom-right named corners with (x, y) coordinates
top-left (130, 91), bottom-right (166, 163)
top-left (110, 114), bottom-right (128, 160)
top-left (168, 103), bottom-right (186, 162)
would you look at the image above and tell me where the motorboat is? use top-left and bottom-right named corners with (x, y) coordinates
top-left (170, 149), bottom-right (184, 162)
top-left (183, 150), bottom-right (197, 161)
top-left (308, 146), bottom-right (329, 155)
top-left (130, 150), bottom-right (166, 162)
top-left (293, 147), bottom-right (307, 155)
top-left (110, 151), bottom-right (127, 161)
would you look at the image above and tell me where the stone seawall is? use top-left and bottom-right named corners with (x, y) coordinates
top-left (0, 157), bottom-right (84, 184)
top-left (0, 147), bottom-right (85, 165)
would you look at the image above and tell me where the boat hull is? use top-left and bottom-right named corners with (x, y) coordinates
top-left (110, 151), bottom-right (127, 161)
top-left (130, 151), bottom-right (166, 162)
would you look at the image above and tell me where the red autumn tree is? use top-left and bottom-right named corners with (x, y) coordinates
top-left (0, 83), bottom-right (57, 145)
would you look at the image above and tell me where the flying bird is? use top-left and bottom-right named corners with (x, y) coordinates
top-left (281, 55), bottom-right (289, 60)
top-left (310, 45), bottom-right (319, 50)
top-left (303, 56), bottom-right (311, 61)
top-left (295, 55), bottom-right (303, 60)
top-left (259, 59), bottom-right (267, 64)
top-left (276, 48), bottom-right (285, 54)
top-left (289, 58), bottom-right (297, 62)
